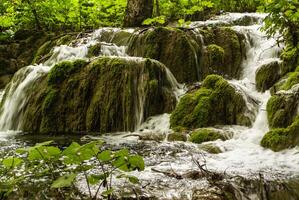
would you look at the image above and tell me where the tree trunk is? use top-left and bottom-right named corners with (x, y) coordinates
top-left (123, 0), bottom-right (154, 27)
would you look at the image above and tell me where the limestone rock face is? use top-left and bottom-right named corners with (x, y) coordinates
top-left (170, 75), bottom-right (252, 129)
top-left (128, 27), bottom-right (202, 83)
top-left (127, 27), bottom-right (245, 84)
top-left (21, 57), bottom-right (177, 133)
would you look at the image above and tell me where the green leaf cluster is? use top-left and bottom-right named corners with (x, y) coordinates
top-left (0, 139), bottom-right (144, 199)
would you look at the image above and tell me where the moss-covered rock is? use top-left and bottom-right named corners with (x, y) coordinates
top-left (190, 128), bottom-right (225, 144)
top-left (127, 27), bottom-right (245, 83)
top-left (167, 132), bottom-right (187, 142)
top-left (261, 116), bottom-right (299, 151)
top-left (199, 27), bottom-right (246, 79)
top-left (127, 27), bottom-right (202, 83)
top-left (255, 61), bottom-right (281, 92)
top-left (21, 57), bottom-right (177, 133)
top-left (0, 31), bottom-right (76, 89)
top-left (199, 143), bottom-right (222, 154)
top-left (266, 92), bottom-right (298, 129)
top-left (170, 75), bottom-right (251, 129)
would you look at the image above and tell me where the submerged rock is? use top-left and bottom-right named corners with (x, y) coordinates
top-left (255, 61), bottom-right (281, 92)
top-left (170, 75), bottom-right (252, 129)
top-left (21, 57), bottom-right (177, 133)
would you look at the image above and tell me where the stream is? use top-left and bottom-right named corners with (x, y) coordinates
top-left (0, 13), bottom-right (299, 199)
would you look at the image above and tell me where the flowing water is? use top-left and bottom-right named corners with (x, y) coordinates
top-left (0, 13), bottom-right (299, 199)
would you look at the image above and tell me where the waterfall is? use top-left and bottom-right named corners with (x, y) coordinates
top-left (0, 28), bottom-right (181, 132)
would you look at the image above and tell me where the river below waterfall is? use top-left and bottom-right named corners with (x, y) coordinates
top-left (1, 13), bottom-right (299, 199)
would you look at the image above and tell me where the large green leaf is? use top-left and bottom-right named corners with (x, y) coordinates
top-left (51, 173), bottom-right (77, 188)
top-left (2, 157), bottom-right (23, 168)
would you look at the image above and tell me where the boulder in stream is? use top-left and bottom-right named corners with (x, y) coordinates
top-left (170, 75), bottom-right (252, 129)
top-left (255, 60), bottom-right (281, 92)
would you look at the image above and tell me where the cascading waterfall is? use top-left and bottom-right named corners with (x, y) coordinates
top-left (0, 28), bottom-right (181, 132)
top-left (1, 12), bottom-right (299, 199)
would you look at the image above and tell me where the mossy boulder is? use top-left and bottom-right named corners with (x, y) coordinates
top-left (199, 143), bottom-right (222, 154)
top-left (167, 132), bottom-right (187, 142)
top-left (255, 61), bottom-right (281, 92)
top-left (21, 57), bottom-right (177, 133)
top-left (189, 128), bottom-right (226, 144)
top-left (261, 116), bottom-right (299, 151)
top-left (127, 27), bottom-right (202, 83)
top-left (267, 92), bottom-right (299, 129)
top-left (170, 75), bottom-right (251, 129)
top-left (199, 27), bottom-right (246, 79)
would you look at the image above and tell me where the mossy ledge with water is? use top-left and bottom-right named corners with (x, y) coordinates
top-left (20, 57), bottom-right (177, 134)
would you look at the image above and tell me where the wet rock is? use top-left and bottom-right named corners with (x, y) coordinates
top-left (138, 132), bottom-right (166, 142)
top-left (199, 143), bottom-right (222, 154)
top-left (190, 128), bottom-right (226, 144)
top-left (261, 116), bottom-right (299, 151)
top-left (167, 132), bottom-right (188, 142)
top-left (21, 57), bottom-right (177, 133)
top-left (127, 27), bottom-right (245, 84)
top-left (255, 60), bottom-right (281, 92)
top-left (266, 87), bottom-right (299, 129)
top-left (0, 31), bottom-right (75, 89)
top-left (170, 75), bottom-right (251, 129)
top-left (127, 27), bottom-right (202, 83)
top-left (198, 27), bottom-right (246, 79)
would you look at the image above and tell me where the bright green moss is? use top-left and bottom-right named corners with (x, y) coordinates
top-left (170, 74), bottom-right (249, 129)
top-left (280, 66), bottom-right (299, 90)
top-left (261, 116), bottom-right (299, 151)
top-left (261, 128), bottom-right (292, 152)
top-left (207, 44), bottom-right (225, 68)
top-left (267, 94), bottom-right (297, 128)
top-left (189, 128), bottom-right (225, 144)
top-left (48, 59), bottom-right (88, 85)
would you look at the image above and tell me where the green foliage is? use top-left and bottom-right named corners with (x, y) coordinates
top-left (142, 16), bottom-right (166, 26)
top-left (0, 0), bottom-right (127, 31)
top-left (0, 140), bottom-right (145, 199)
top-left (261, 0), bottom-right (299, 46)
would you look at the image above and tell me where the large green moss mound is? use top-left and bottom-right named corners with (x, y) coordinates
top-left (21, 57), bottom-right (177, 133)
top-left (170, 74), bottom-right (251, 129)
top-left (189, 128), bottom-right (226, 144)
top-left (127, 27), bottom-right (201, 83)
top-left (261, 117), bottom-right (299, 151)
top-left (266, 93), bottom-right (298, 129)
